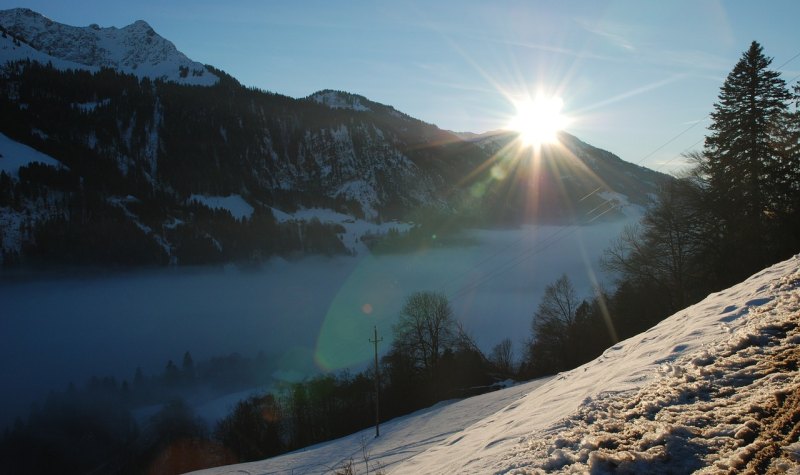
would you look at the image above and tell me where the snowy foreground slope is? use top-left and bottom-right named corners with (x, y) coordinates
top-left (194, 255), bottom-right (800, 474)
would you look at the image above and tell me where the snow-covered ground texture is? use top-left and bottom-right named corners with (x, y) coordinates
top-left (190, 378), bottom-right (551, 475)
top-left (0, 8), bottom-right (218, 85)
top-left (196, 255), bottom-right (800, 474)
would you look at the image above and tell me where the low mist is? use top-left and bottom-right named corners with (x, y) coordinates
top-left (0, 218), bottom-right (631, 429)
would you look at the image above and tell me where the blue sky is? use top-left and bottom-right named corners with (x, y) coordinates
top-left (8, 0), bottom-right (800, 174)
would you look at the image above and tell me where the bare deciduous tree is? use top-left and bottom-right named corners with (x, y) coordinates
top-left (534, 274), bottom-right (579, 329)
top-left (392, 291), bottom-right (456, 374)
top-left (602, 179), bottom-right (714, 311)
top-left (528, 274), bottom-right (580, 372)
top-left (490, 338), bottom-right (514, 376)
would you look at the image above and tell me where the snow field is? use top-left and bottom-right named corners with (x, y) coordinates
top-left (519, 272), bottom-right (800, 474)
top-left (189, 378), bottom-right (551, 475)
top-left (391, 256), bottom-right (800, 474)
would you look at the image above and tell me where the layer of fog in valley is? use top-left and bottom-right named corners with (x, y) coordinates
top-left (0, 217), bottom-right (633, 429)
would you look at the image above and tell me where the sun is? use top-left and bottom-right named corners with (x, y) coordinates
top-left (507, 95), bottom-right (568, 147)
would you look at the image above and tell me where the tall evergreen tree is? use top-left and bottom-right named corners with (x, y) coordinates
top-left (391, 291), bottom-right (456, 376)
top-left (700, 41), bottom-right (793, 268)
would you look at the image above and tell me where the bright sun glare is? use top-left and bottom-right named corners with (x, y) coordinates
top-left (507, 96), bottom-right (568, 147)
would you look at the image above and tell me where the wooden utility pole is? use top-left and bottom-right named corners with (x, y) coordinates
top-left (369, 325), bottom-right (383, 438)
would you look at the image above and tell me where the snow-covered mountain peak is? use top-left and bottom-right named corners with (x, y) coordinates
top-left (0, 8), bottom-right (218, 86)
top-left (129, 19), bottom-right (153, 30)
top-left (308, 89), bottom-right (373, 112)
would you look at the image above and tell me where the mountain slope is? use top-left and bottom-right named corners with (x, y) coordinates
top-left (192, 254), bottom-right (800, 474)
top-left (0, 8), bottom-right (217, 85)
top-left (0, 9), bottom-right (670, 267)
top-left (461, 130), bottom-right (666, 223)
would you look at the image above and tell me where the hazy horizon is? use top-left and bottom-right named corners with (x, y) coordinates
top-left (0, 217), bottom-right (632, 430)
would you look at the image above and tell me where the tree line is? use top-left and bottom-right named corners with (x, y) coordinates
top-left (0, 165), bottom-right (349, 267)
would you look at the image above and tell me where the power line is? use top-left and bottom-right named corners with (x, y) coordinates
top-left (445, 225), bottom-right (572, 300)
top-left (775, 50), bottom-right (800, 70)
top-left (635, 118), bottom-right (706, 167)
top-left (650, 137), bottom-right (705, 173)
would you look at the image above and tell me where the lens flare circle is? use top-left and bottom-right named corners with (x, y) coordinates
top-left (508, 96), bottom-right (568, 146)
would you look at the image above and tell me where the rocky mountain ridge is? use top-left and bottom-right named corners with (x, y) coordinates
top-left (0, 7), bottom-right (217, 86)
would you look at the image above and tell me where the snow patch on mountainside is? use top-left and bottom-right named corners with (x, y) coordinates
top-left (0, 8), bottom-right (218, 85)
top-left (0, 132), bottom-right (64, 177)
top-left (0, 134), bottom-right (67, 258)
top-left (0, 134), bottom-right (67, 256)
top-left (273, 121), bottom-right (443, 221)
top-left (0, 29), bottom-right (91, 72)
top-left (309, 90), bottom-right (371, 112)
top-left (271, 207), bottom-right (412, 254)
top-left (189, 194), bottom-right (254, 221)
top-left (597, 190), bottom-right (645, 219)
top-left (74, 98), bottom-right (111, 112)
top-left (107, 195), bottom-right (174, 258)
